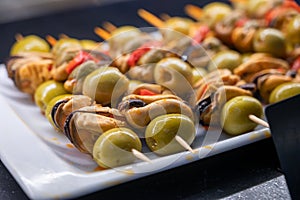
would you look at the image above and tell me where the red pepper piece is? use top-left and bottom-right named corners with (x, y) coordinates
top-left (192, 25), bottom-right (210, 45)
top-left (127, 41), bottom-right (161, 67)
top-left (48, 64), bottom-right (53, 71)
top-left (292, 57), bottom-right (300, 71)
top-left (139, 89), bottom-right (157, 96)
top-left (265, 0), bottom-right (300, 25)
top-left (66, 51), bottom-right (99, 74)
top-left (235, 18), bottom-right (249, 27)
top-left (198, 83), bottom-right (208, 100)
top-left (127, 47), bottom-right (151, 67)
top-left (282, 0), bottom-right (300, 12)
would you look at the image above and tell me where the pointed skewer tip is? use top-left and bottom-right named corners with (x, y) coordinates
top-left (175, 135), bottom-right (195, 153)
top-left (131, 149), bottom-right (152, 163)
top-left (249, 114), bottom-right (269, 128)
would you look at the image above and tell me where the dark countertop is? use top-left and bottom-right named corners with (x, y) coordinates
top-left (0, 138), bottom-right (291, 200)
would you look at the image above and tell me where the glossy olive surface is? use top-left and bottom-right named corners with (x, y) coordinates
top-left (52, 38), bottom-right (81, 54)
top-left (269, 82), bottom-right (300, 103)
top-left (164, 17), bottom-right (193, 36)
top-left (34, 80), bottom-right (68, 112)
top-left (145, 114), bottom-right (195, 156)
top-left (247, 0), bottom-right (273, 18)
top-left (10, 35), bottom-right (50, 55)
top-left (80, 39), bottom-right (98, 50)
top-left (82, 67), bottom-right (129, 105)
top-left (109, 26), bottom-right (141, 53)
top-left (285, 15), bottom-right (300, 45)
top-left (202, 2), bottom-right (232, 27)
top-left (208, 50), bottom-right (242, 72)
top-left (93, 128), bottom-right (142, 168)
top-left (253, 28), bottom-right (286, 58)
top-left (154, 57), bottom-right (193, 95)
top-left (221, 96), bottom-right (263, 136)
top-left (192, 68), bottom-right (207, 84)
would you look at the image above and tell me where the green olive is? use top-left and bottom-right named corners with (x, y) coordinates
top-left (145, 114), bottom-right (195, 156)
top-left (162, 17), bottom-right (194, 42)
top-left (253, 28), bottom-right (286, 58)
top-left (221, 96), bottom-right (263, 135)
top-left (154, 57), bottom-right (193, 95)
top-left (285, 15), bottom-right (300, 45)
top-left (269, 82), bottom-right (300, 103)
top-left (82, 67), bottom-right (129, 105)
top-left (208, 50), bottom-right (242, 72)
top-left (93, 128), bottom-right (142, 168)
top-left (10, 35), bottom-right (50, 55)
top-left (45, 94), bottom-right (72, 128)
top-left (64, 60), bottom-right (99, 94)
top-left (247, 0), bottom-right (277, 18)
top-left (164, 17), bottom-right (193, 36)
top-left (203, 2), bottom-right (232, 27)
top-left (241, 53), bottom-right (252, 63)
top-left (80, 39), bottom-right (99, 50)
top-left (192, 68), bottom-right (207, 84)
top-left (34, 80), bottom-right (69, 112)
top-left (52, 38), bottom-right (82, 55)
top-left (111, 26), bottom-right (139, 37)
top-left (109, 26), bottom-right (141, 51)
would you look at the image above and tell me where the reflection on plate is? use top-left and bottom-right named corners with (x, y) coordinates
top-left (0, 65), bottom-right (270, 199)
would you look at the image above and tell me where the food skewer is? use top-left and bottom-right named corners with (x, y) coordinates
top-left (248, 114), bottom-right (269, 128)
top-left (160, 13), bottom-right (171, 21)
top-left (59, 33), bottom-right (69, 39)
top-left (94, 27), bottom-right (111, 40)
top-left (15, 33), bottom-right (24, 42)
top-left (6, 0), bottom-right (300, 169)
top-left (175, 135), bottom-right (195, 153)
top-left (103, 21), bottom-right (117, 32)
top-left (184, 4), bottom-right (203, 20)
top-left (46, 35), bottom-right (57, 46)
top-left (131, 149), bottom-right (152, 163)
top-left (137, 9), bottom-right (164, 28)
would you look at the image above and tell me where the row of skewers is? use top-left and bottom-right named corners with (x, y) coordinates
top-left (5, 0), bottom-right (300, 168)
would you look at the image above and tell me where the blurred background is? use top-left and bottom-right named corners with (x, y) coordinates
top-left (0, 0), bottom-right (215, 61)
top-left (0, 0), bottom-right (130, 24)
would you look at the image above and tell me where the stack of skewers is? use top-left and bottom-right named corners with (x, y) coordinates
top-left (5, 0), bottom-right (300, 168)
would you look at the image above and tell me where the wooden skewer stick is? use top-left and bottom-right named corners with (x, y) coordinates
top-left (229, 0), bottom-right (247, 4)
top-left (59, 33), bottom-right (69, 39)
top-left (15, 33), bottom-right (24, 41)
top-left (131, 149), bottom-right (152, 163)
top-left (249, 114), bottom-right (270, 128)
top-left (184, 4), bottom-right (203, 20)
top-left (160, 13), bottom-right (171, 21)
top-left (103, 21), bottom-right (117, 33)
top-left (175, 135), bottom-right (195, 153)
top-left (94, 27), bottom-right (111, 40)
top-left (137, 9), bottom-right (165, 28)
top-left (46, 35), bottom-right (57, 46)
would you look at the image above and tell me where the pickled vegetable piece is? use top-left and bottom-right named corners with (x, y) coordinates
top-left (221, 96), bottom-right (263, 135)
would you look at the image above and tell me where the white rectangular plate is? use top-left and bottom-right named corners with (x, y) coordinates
top-left (0, 65), bottom-right (271, 199)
